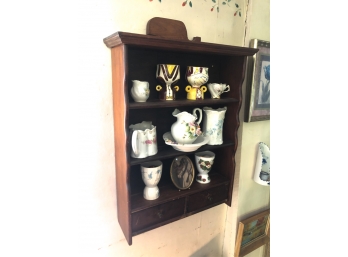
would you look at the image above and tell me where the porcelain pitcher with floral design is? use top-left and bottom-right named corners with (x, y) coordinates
top-left (130, 80), bottom-right (150, 102)
top-left (129, 121), bottom-right (157, 158)
top-left (202, 106), bottom-right (227, 145)
top-left (171, 108), bottom-right (202, 144)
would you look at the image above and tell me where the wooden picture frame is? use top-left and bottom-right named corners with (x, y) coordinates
top-left (234, 209), bottom-right (270, 257)
top-left (170, 155), bottom-right (195, 190)
top-left (245, 39), bottom-right (270, 122)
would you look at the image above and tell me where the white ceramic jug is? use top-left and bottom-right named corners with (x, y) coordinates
top-left (202, 106), bottom-right (227, 145)
top-left (129, 121), bottom-right (157, 158)
top-left (131, 80), bottom-right (150, 102)
top-left (171, 108), bottom-right (202, 144)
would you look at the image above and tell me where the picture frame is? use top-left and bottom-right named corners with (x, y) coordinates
top-left (234, 209), bottom-right (270, 257)
top-left (170, 155), bottom-right (195, 190)
top-left (245, 39), bottom-right (270, 122)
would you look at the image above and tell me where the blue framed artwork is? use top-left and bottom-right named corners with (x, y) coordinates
top-left (245, 39), bottom-right (270, 122)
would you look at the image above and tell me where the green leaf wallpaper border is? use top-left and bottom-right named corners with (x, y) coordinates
top-left (149, 0), bottom-right (242, 15)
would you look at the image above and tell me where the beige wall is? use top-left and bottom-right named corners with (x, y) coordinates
top-left (235, 0), bottom-right (271, 256)
top-left (1, 0), bottom-right (269, 256)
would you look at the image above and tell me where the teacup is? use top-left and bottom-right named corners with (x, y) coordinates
top-left (129, 121), bottom-right (157, 158)
top-left (207, 83), bottom-right (230, 99)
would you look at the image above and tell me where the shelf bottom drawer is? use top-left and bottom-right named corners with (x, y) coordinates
top-left (186, 184), bottom-right (229, 213)
top-left (131, 198), bottom-right (186, 233)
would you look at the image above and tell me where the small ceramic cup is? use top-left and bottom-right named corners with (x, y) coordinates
top-left (141, 160), bottom-right (163, 200)
top-left (131, 80), bottom-right (150, 102)
top-left (207, 83), bottom-right (230, 99)
top-left (194, 151), bottom-right (215, 184)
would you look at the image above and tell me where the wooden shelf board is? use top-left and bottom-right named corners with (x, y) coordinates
top-left (129, 98), bottom-right (239, 109)
top-left (129, 140), bottom-right (234, 166)
top-left (131, 173), bottom-right (229, 213)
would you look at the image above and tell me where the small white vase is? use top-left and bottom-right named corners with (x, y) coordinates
top-left (253, 142), bottom-right (270, 186)
top-left (194, 151), bottom-right (215, 184)
top-left (141, 160), bottom-right (162, 200)
top-left (202, 106), bottom-right (227, 145)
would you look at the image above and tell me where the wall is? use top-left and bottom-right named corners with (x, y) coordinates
top-left (1, 0), bottom-right (268, 256)
top-left (232, 0), bottom-right (271, 256)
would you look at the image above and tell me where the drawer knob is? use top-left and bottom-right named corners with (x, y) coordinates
top-left (157, 210), bottom-right (163, 219)
top-left (206, 193), bottom-right (213, 202)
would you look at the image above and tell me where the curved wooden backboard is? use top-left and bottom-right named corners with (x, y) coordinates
top-left (146, 17), bottom-right (201, 42)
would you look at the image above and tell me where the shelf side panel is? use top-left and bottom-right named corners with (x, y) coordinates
top-left (111, 45), bottom-right (132, 245)
top-left (220, 56), bottom-right (248, 206)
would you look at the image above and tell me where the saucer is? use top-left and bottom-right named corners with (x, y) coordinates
top-left (163, 132), bottom-right (209, 152)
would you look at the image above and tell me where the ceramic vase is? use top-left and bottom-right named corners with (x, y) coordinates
top-left (141, 160), bottom-right (163, 200)
top-left (129, 121), bottom-right (157, 158)
top-left (185, 66), bottom-right (209, 100)
top-left (253, 142), bottom-right (270, 186)
top-left (156, 64), bottom-right (180, 100)
top-left (202, 106), bottom-right (227, 145)
top-left (195, 151), bottom-right (215, 184)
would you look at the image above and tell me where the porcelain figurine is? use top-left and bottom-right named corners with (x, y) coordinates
top-left (130, 80), bottom-right (150, 102)
top-left (156, 64), bottom-right (180, 100)
top-left (185, 66), bottom-right (209, 100)
top-left (171, 108), bottom-right (202, 144)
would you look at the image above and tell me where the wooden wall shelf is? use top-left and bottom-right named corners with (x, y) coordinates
top-left (104, 24), bottom-right (258, 245)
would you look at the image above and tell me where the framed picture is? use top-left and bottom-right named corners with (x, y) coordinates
top-left (170, 155), bottom-right (195, 190)
top-left (245, 39), bottom-right (270, 122)
top-left (234, 209), bottom-right (270, 257)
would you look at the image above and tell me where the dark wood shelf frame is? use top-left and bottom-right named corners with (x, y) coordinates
top-left (104, 28), bottom-right (258, 245)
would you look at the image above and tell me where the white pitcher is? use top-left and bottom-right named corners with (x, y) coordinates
top-left (129, 121), bottom-right (157, 158)
top-left (131, 80), bottom-right (150, 102)
top-left (171, 108), bottom-right (202, 144)
top-left (202, 107), bottom-right (227, 145)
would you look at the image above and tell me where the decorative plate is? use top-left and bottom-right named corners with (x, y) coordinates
top-left (170, 155), bottom-right (195, 190)
top-left (163, 132), bottom-right (209, 152)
